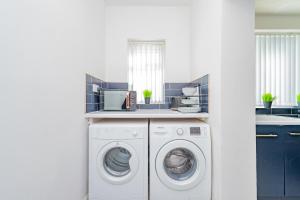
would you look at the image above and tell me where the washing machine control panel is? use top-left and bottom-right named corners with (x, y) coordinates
top-left (152, 126), bottom-right (208, 138)
top-left (176, 127), bottom-right (208, 137)
top-left (175, 127), bottom-right (206, 137)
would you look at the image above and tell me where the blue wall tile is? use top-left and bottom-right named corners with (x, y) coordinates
top-left (165, 97), bottom-right (171, 104)
top-left (138, 104), bottom-right (160, 109)
top-left (164, 83), bottom-right (170, 89)
top-left (256, 108), bottom-right (271, 115)
top-left (100, 95), bottom-right (104, 104)
top-left (200, 85), bottom-right (208, 95)
top-left (159, 104), bottom-right (170, 109)
top-left (194, 75), bottom-right (209, 113)
top-left (201, 105), bottom-right (208, 113)
top-left (86, 95), bottom-right (93, 104)
top-left (99, 103), bottom-right (104, 110)
top-left (86, 94), bottom-right (100, 104)
top-left (107, 82), bottom-right (128, 89)
top-left (166, 83), bottom-right (191, 89)
top-left (102, 82), bottom-right (108, 89)
top-left (165, 89), bottom-right (182, 97)
top-left (86, 84), bottom-right (93, 95)
top-left (271, 108), bottom-right (291, 115)
top-left (86, 103), bottom-right (99, 113)
top-left (201, 95), bottom-right (208, 104)
top-left (292, 108), bottom-right (300, 114)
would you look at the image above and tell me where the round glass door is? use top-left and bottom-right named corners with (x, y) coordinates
top-left (164, 148), bottom-right (197, 181)
top-left (155, 140), bottom-right (206, 190)
top-left (97, 142), bottom-right (139, 184)
top-left (104, 147), bottom-right (131, 177)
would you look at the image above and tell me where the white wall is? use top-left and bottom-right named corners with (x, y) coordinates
top-left (0, 0), bottom-right (105, 199)
top-left (191, 0), bottom-right (256, 200)
top-left (256, 14), bottom-right (300, 29)
top-left (105, 6), bottom-right (191, 82)
top-left (221, 0), bottom-right (256, 199)
top-left (191, 0), bottom-right (223, 199)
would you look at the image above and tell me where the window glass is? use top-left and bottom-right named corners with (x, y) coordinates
top-left (256, 33), bottom-right (300, 106)
top-left (128, 40), bottom-right (165, 104)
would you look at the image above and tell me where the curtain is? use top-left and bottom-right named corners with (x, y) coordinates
top-left (256, 33), bottom-right (300, 106)
top-left (128, 40), bottom-right (165, 104)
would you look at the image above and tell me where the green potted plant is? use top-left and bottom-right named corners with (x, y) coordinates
top-left (262, 93), bottom-right (276, 109)
top-left (143, 89), bottom-right (152, 104)
top-left (297, 94), bottom-right (300, 107)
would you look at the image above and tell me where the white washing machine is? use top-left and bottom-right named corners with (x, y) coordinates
top-left (89, 119), bottom-right (148, 200)
top-left (150, 119), bottom-right (211, 200)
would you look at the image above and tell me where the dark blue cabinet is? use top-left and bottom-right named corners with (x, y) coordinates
top-left (256, 125), bottom-right (285, 199)
top-left (257, 125), bottom-right (300, 200)
top-left (282, 126), bottom-right (300, 199)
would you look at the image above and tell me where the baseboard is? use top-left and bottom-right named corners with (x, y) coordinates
top-left (82, 194), bottom-right (88, 200)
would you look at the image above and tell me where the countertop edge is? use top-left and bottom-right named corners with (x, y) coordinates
top-left (84, 110), bottom-right (209, 119)
top-left (256, 121), bottom-right (300, 125)
top-left (256, 115), bottom-right (300, 125)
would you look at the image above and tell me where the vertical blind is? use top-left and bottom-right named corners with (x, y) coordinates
top-left (256, 33), bottom-right (300, 106)
top-left (128, 40), bottom-right (165, 104)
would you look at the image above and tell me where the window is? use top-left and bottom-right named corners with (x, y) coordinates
top-left (256, 33), bottom-right (300, 106)
top-left (128, 40), bottom-right (165, 104)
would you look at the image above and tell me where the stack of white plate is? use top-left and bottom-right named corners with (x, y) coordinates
top-left (178, 106), bottom-right (201, 113)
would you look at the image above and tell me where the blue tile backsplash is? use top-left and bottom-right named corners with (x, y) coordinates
top-left (256, 107), bottom-right (300, 118)
top-left (86, 74), bottom-right (105, 112)
top-left (86, 73), bottom-right (209, 113)
top-left (190, 74), bottom-right (209, 113)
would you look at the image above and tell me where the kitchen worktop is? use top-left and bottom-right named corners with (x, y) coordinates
top-left (256, 115), bottom-right (300, 125)
top-left (85, 109), bottom-right (209, 120)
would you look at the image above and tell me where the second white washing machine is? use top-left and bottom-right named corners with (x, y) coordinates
top-left (150, 119), bottom-right (211, 200)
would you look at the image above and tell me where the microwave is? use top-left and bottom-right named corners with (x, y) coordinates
top-left (103, 90), bottom-right (137, 111)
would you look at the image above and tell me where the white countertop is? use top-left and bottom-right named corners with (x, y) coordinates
top-left (85, 109), bottom-right (209, 119)
top-left (256, 115), bottom-right (300, 125)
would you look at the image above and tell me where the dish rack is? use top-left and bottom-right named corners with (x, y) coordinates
top-left (170, 86), bottom-right (202, 113)
top-left (177, 95), bottom-right (201, 113)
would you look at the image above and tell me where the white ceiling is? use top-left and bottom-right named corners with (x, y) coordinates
top-left (256, 0), bottom-right (300, 15)
top-left (105, 0), bottom-right (191, 6)
top-left (105, 0), bottom-right (300, 14)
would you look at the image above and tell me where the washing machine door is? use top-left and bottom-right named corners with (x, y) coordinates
top-left (155, 139), bottom-right (206, 191)
top-left (97, 141), bottom-right (139, 185)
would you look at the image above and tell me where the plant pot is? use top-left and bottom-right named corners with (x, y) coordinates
top-left (145, 97), bottom-right (151, 104)
top-left (263, 101), bottom-right (273, 109)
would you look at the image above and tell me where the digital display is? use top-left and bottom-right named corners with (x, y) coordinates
top-left (190, 127), bottom-right (201, 136)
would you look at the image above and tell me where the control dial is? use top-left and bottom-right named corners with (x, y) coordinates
top-left (176, 128), bottom-right (184, 136)
top-left (132, 131), bottom-right (138, 137)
